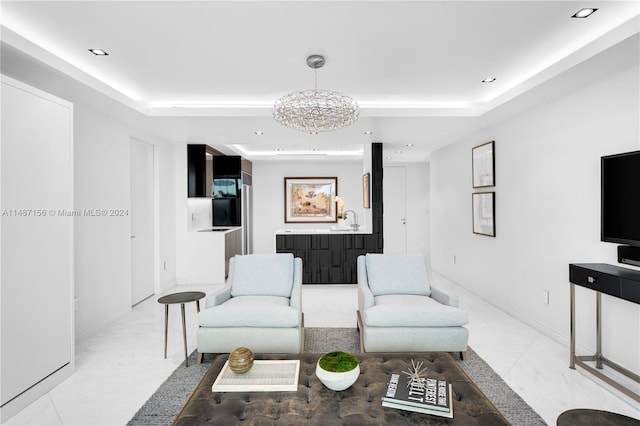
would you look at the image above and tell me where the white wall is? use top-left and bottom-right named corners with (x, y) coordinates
top-left (73, 106), bottom-right (132, 334)
top-left (430, 36), bottom-right (640, 372)
top-left (158, 143), bottom-right (177, 290)
top-left (73, 105), bottom-right (178, 336)
top-left (252, 160), bottom-right (367, 254)
top-left (2, 53), bottom-right (179, 337)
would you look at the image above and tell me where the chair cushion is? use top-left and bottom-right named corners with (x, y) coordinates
top-left (365, 253), bottom-right (431, 296)
top-left (199, 296), bottom-right (300, 327)
top-left (363, 294), bottom-right (468, 327)
top-left (231, 253), bottom-right (294, 297)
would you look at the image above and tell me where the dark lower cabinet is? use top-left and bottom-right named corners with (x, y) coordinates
top-left (276, 234), bottom-right (383, 283)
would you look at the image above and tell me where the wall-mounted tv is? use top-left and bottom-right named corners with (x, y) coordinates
top-left (601, 150), bottom-right (640, 247)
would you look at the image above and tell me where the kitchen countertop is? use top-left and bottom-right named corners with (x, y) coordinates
top-left (275, 228), bottom-right (371, 235)
top-left (197, 227), bottom-right (241, 233)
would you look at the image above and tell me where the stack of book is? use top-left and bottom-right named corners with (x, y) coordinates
top-left (382, 373), bottom-right (453, 418)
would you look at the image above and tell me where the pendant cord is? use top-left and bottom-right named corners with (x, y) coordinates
top-left (314, 68), bottom-right (318, 91)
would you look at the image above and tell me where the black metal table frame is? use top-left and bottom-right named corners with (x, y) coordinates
top-left (158, 291), bottom-right (206, 367)
top-left (569, 283), bottom-right (640, 403)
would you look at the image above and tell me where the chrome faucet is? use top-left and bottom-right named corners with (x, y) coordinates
top-left (343, 210), bottom-right (359, 231)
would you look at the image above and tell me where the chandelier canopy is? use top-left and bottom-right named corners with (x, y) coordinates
top-left (273, 55), bottom-right (359, 134)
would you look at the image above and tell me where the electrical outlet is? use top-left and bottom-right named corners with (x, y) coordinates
top-left (541, 290), bottom-right (550, 305)
top-left (163, 261), bottom-right (168, 271)
top-left (452, 255), bottom-right (456, 264)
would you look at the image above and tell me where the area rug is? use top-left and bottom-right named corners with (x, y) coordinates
top-left (128, 328), bottom-right (546, 425)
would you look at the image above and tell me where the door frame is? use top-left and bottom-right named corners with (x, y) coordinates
top-left (130, 136), bottom-right (161, 304)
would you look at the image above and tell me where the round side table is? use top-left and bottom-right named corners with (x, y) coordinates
top-left (557, 409), bottom-right (640, 426)
top-left (157, 291), bottom-right (206, 367)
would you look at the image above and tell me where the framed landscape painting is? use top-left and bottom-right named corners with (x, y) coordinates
top-left (284, 177), bottom-right (337, 223)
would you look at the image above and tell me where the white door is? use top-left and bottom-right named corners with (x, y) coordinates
top-left (1, 77), bottom-right (74, 413)
top-left (383, 166), bottom-right (407, 254)
top-left (130, 138), bottom-right (155, 305)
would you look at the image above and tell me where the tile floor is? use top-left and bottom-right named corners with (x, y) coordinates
top-left (4, 274), bottom-right (639, 425)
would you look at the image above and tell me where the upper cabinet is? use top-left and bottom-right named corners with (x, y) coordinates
top-left (187, 144), bottom-right (222, 197)
top-left (213, 155), bottom-right (241, 178)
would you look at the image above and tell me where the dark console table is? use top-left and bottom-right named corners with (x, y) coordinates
top-left (568, 263), bottom-right (640, 403)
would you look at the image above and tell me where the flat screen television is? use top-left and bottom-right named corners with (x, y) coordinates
top-left (601, 150), bottom-right (640, 247)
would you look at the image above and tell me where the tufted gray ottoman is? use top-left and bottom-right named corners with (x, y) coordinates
top-left (173, 353), bottom-right (509, 425)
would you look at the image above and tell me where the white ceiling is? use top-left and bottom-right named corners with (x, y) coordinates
top-left (2, 1), bottom-right (639, 162)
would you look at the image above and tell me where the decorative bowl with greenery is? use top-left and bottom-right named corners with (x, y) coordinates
top-left (316, 351), bottom-right (360, 391)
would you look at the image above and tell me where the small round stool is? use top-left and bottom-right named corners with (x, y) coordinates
top-left (157, 291), bottom-right (206, 367)
top-left (557, 409), bottom-right (640, 426)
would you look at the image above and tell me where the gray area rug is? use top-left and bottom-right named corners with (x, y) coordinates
top-left (128, 327), bottom-right (546, 425)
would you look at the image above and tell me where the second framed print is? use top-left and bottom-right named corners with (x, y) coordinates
top-left (284, 177), bottom-right (337, 223)
top-left (472, 192), bottom-right (495, 237)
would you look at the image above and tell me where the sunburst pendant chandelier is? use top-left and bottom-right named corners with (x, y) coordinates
top-left (273, 55), bottom-right (359, 134)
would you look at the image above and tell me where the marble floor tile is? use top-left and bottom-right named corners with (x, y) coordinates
top-left (3, 279), bottom-right (638, 426)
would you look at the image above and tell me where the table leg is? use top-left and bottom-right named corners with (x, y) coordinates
top-left (196, 299), bottom-right (201, 313)
top-left (181, 303), bottom-right (188, 367)
top-left (164, 304), bottom-right (169, 359)
top-left (595, 291), bottom-right (603, 369)
top-left (570, 283), bottom-right (575, 369)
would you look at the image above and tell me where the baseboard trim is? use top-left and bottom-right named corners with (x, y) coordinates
top-left (75, 306), bottom-right (131, 341)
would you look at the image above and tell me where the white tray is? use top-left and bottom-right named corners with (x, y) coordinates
top-left (211, 359), bottom-right (300, 392)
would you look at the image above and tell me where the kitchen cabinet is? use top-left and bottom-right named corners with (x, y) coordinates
top-left (187, 144), bottom-right (222, 197)
top-left (225, 227), bottom-right (242, 276)
top-left (212, 156), bottom-right (253, 254)
top-left (184, 227), bottom-right (241, 285)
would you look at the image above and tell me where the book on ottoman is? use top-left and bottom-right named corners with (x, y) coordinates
top-left (382, 373), bottom-right (453, 418)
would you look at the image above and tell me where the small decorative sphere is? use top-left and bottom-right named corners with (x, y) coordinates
top-left (229, 347), bottom-right (254, 373)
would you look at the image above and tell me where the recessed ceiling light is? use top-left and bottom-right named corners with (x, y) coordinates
top-left (274, 148), bottom-right (283, 151)
top-left (482, 77), bottom-right (496, 83)
top-left (254, 131), bottom-right (263, 135)
top-left (395, 150), bottom-right (403, 154)
top-left (572, 8), bottom-right (598, 18)
top-left (364, 131), bottom-right (373, 135)
top-left (88, 48), bottom-right (108, 56)
top-left (310, 148), bottom-right (320, 151)
top-left (385, 156), bottom-right (393, 160)
top-left (406, 144), bottom-right (414, 147)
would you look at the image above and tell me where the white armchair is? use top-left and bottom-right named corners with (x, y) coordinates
top-left (357, 254), bottom-right (468, 358)
top-left (197, 253), bottom-right (303, 362)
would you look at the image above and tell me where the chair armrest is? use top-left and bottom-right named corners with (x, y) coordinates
top-left (289, 257), bottom-right (303, 310)
top-left (205, 286), bottom-right (231, 308)
top-left (357, 255), bottom-right (375, 311)
top-left (430, 286), bottom-right (459, 307)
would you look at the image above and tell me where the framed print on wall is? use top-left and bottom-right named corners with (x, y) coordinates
top-left (472, 192), bottom-right (495, 237)
top-left (472, 141), bottom-right (495, 188)
top-left (284, 177), bottom-right (337, 223)
top-left (362, 173), bottom-right (370, 208)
